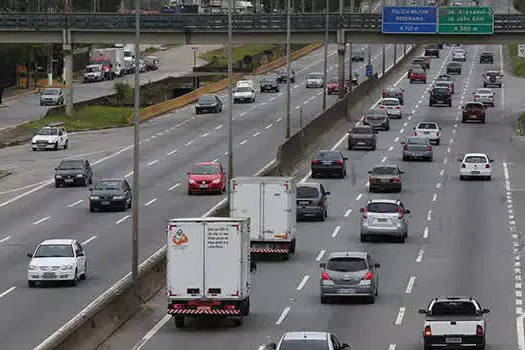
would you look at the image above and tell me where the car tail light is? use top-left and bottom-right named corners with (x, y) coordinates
top-left (383, 92), bottom-right (387, 96)
top-left (461, 163), bottom-right (466, 168)
top-left (486, 163), bottom-right (491, 169)
top-left (370, 177), bottom-right (377, 183)
top-left (476, 325), bottom-right (484, 336)
top-left (318, 201), bottom-right (324, 207)
top-left (403, 145), bottom-right (409, 151)
top-left (364, 116), bottom-right (368, 121)
top-left (337, 159), bottom-right (343, 165)
top-left (380, 105), bottom-right (385, 109)
top-left (488, 95), bottom-right (493, 98)
top-left (427, 145), bottom-right (432, 151)
top-left (397, 207), bottom-right (404, 219)
top-left (398, 92), bottom-right (402, 96)
top-left (392, 178), bottom-right (401, 183)
top-left (475, 95), bottom-right (480, 98)
top-left (363, 271), bottom-right (372, 280)
top-left (363, 207), bottom-right (369, 218)
top-left (436, 131), bottom-right (440, 137)
top-left (173, 304), bottom-right (185, 309)
top-left (322, 271), bottom-right (332, 280)
top-left (424, 326), bottom-right (432, 337)
top-left (395, 106), bottom-right (400, 109)
top-left (312, 160), bottom-right (318, 165)
top-left (414, 131), bottom-right (418, 136)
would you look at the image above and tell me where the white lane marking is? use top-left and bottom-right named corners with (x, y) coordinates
top-left (116, 215), bottom-right (130, 224)
top-left (240, 112), bottom-right (247, 117)
top-left (294, 84), bottom-right (300, 89)
top-left (212, 158), bottom-right (219, 162)
top-left (452, 129), bottom-right (456, 134)
top-left (416, 249), bottom-right (424, 263)
top-left (276, 306), bottom-right (291, 325)
top-left (356, 193), bottom-right (363, 201)
top-left (403, 122), bottom-right (408, 127)
top-left (33, 217), bottom-right (50, 225)
top-left (145, 198), bottom-right (157, 206)
top-left (224, 152), bottom-right (229, 155)
top-left (381, 156), bottom-right (387, 163)
top-left (399, 128), bottom-right (405, 134)
top-left (439, 169), bottom-right (444, 176)
top-left (215, 124), bottom-right (223, 130)
top-left (423, 226), bottom-right (429, 239)
top-left (344, 208), bottom-right (352, 217)
top-left (202, 132), bottom-right (210, 137)
top-left (68, 200), bottom-right (83, 208)
top-left (185, 140), bottom-right (194, 146)
top-left (449, 138), bottom-right (454, 144)
top-left (408, 115), bottom-right (412, 120)
top-left (131, 314), bottom-right (172, 350)
top-left (444, 158), bottom-right (448, 165)
top-left (253, 132), bottom-right (260, 137)
top-left (517, 315), bottom-right (525, 350)
top-left (0, 179), bottom-right (54, 208)
top-left (394, 136), bottom-right (399, 142)
top-left (388, 345), bottom-right (397, 350)
top-left (302, 101), bottom-right (308, 105)
top-left (316, 250), bottom-right (326, 261)
top-left (395, 307), bottom-right (406, 325)
top-left (388, 146), bottom-right (393, 152)
top-left (125, 171), bottom-right (134, 178)
top-left (0, 287), bottom-right (16, 299)
top-left (297, 275), bottom-right (310, 291)
top-left (147, 160), bottom-right (159, 166)
top-left (447, 147), bottom-right (451, 153)
top-left (332, 226), bottom-right (341, 238)
top-left (405, 276), bottom-right (416, 294)
top-left (276, 117), bottom-right (282, 122)
top-left (427, 210), bottom-right (432, 221)
top-left (295, 105), bottom-right (301, 109)
top-left (169, 183), bottom-right (180, 191)
top-left (266, 123), bottom-right (273, 129)
top-left (166, 149), bottom-right (178, 156)
top-left (436, 182), bottom-right (441, 189)
top-left (82, 235), bottom-right (97, 245)
top-left (432, 193), bottom-right (437, 202)
top-left (0, 236), bottom-right (10, 244)
top-left (270, 97), bottom-right (277, 101)
top-left (240, 140), bottom-right (248, 145)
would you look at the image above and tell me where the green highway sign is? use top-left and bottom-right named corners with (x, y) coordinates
top-left (438, 6), bottom-right (494, 34)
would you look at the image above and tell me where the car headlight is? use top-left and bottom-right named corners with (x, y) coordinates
top-left (212, 178), bottom-right (220, 184)
top-left (90, 195), bottom-right (100, 200)
top-left (48, 140), bottom-right (55, 144)
top-left (28, 265), bottom-right (37, 270)
top-left (113, 195), bottom-right (125, 200)
top-left (76, 174), bottom-right (84, 178)
top-left (188, 179), bottom-right (196, 184)
top-left (61, 265), bottom-right (74, 270)
top-left (55, 175), bottom-right (62, 179)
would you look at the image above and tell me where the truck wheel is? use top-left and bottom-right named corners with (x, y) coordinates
top-left (320, 296), bottom-right (329, 304)
top-left (174, 316), bottom-right (185, 328)
top-left (243, 298), bottom-right (250, 316)
top-left (289, 239), bottom-right (296, 254)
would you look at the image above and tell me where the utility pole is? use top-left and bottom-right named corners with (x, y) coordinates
top-left (227, 0), bottom-right (234, 190)
top-left (382, 0), bottom-right (386, 76)
top-left (337, 0), bottom-right (345, 100)
top-left (322, 0), bottom-right (328, 111)
top-left (285, 0), bottom-right (292, 138)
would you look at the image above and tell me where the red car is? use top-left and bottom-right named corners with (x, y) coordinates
top-left (187, 162), bottom-right (226, 195)
top-left (461, 102), bottom-right (486, 123)
top-left (409, 69), bottom-right (427, 84)
top-left (327, 78), bottom-right (348, 95)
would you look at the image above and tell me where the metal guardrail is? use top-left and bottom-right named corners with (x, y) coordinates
top-left (0, 13), bottom-right (523, 32)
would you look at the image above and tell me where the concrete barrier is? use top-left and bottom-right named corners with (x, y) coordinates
top-left (253, 42), bottom-right (324, 76)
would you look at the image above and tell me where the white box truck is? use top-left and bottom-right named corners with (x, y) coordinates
top-left (166, 217), bottom-right (255, 328)
top-left (89, 47), bottom-right (124, 77)
top-left (230, 177), bottom-right (297, 259)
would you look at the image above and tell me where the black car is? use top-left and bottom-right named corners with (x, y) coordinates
top-left (260, 77), bottom-right (280, 92)
top-left (311, 150), bottom-right (348, 178)
top-left (446, 62), bottom-right (462, 75)
top-left (424, 45), bottom-right (440, 58)
top-left (363, 109), bottom-right (390, 130)
top-left (276, 69), bottom-right (296, 84)
top-left (195, 94), bottom-right (222, 114)
top-left (55, 159), bottom-right (93, 187)
top-left (89, 179), bottom-right (132, 212)
top-left (296, 183), bottom-right (330, 221)
top-left (348, 125), bottom-right (377, 150)
top-left (480, 52), bottom-right (494, 64)
top-left (382, 87), bottom-right (404, 105)
top-left (429, 87), bottom-right (452, 107)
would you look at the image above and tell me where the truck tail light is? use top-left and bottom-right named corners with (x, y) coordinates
top-left (363, 207), bottom-right (369, 218)
top-left (392, 178), bottom-right (401, 183)
top-left (318, 201), bottom-right (324, 207)
top-left (461, 163), bottom-right (466, 168)
top-left (337, 159), bottom-right (343, 165)
top-left (486, 163), bottom-right (491, 169)
top-left (380, 105), bottom-right (385, 109)
top-left (224, 305), bottom-right (236, 310)
top-left (424, 326), bottom-right (432, 337)
top-left (322, 271), bottom-right (332, 280)
top-left (363, 271), bottom-right (372, 280)
top-left (475, 95), bottom-right (480, 98)
top-left (476, 325), bottom-right (484, 336)
top-left (173, 304), bottom-right (185, 309)
top-left (414, 131), bottom-right (418, 136)
top-left (488, 95), bottom-right (493, 98)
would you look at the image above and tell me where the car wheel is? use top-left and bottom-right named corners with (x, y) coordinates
top-left (460, 175), bottom-right (465, 181)
top-left (311, 172), bottom-right (317, 179)
top-left (360, 234), bottom-right (367, 242)
top-left (367, 296), bottom-right (375, 304)
top-left (397, 186), bottom-right (402, 193)
top-left (82, 178), bottom-right (88, 187)
top-left (89, 204), bottom-right (95, 212)
top-left (403, 156), bottom-right (408, 161)
top-left (53, 142), bottom-right (59, 151)
top-left (174, 316), bottom-right (185, 328)
top-left (187, 190), bottom-right (193, 195)
top-left (435, 139), bottom-right (440, 145)
top-left (80, 264), bottom-right (87, 280)
top-left (481, 119), bottom-right (486, 124)
top-left (385, 126), bottom-right (390, 131)
top-left (348, 144), bottom-right (353, 150)
top-left (429, 102), bottom-right (432, 107)
top-left (121, 202), bottom-right (127, 211)
top-left (423, 80), bottom-right (427, 84)
top-left (340, 170), bottom-right (345, 178)
top-left (320, 296), bottom-right (329, 304)
top-left (428, 157), bottom-right (433, 162)
top-left (28, 280), bottom-right (36, 288)
top-left (70, 269), bottom-right (78, 287)
top-left (372, 144), bottom-right (376, 151)
top-left (196, 110), bottom-right (200, 115)
top-left (89, 176), bottom-right (93, 185)
top-left (462, 118), bottom-right (466, 123)
top-left (318, 212), bottom-right (325, 222)
top-left (369, 186), bottom-right (375, 193)
top-left (55, 181), bottom-right (60, 188)
top-left (483, 83), bottom-right (487, 87)
top-left (449, 102), bottom-right (452, 107)
top-left (486, 176), bottom-right (491, 181)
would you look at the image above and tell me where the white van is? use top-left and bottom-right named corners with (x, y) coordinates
top-left (234, 80), bottom-right (256, 103)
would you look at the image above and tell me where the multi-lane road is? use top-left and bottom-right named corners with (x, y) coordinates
top-left (0, 39), bottom-right (407, 349)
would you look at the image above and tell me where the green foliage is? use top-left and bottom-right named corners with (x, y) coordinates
top-left (113, 81), bottom-right (132, 106)
top-left (199, 44), bottom-right (277, 67)
top-left (507, 44), bottom-right (525, 78)
top-left (514, 0), bottom-right (525, 12)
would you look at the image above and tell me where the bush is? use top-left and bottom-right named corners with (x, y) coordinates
top-left (114, 81), bottom-right (132, 106)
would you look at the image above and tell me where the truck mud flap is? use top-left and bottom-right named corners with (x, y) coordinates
top-left (168, 309), bottom-right (241, 315)
top-left (251, 248), bottom-right (290, 253)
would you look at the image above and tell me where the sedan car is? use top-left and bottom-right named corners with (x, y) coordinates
top-left (409, 67), bottom-right (427, 84)
top-left (55, 159), bottom-right (93, 187)
top-left (40, 88), bottom-right (64, 106)
top-left (414, 56), bottom-right (430, 69)
top-left (473, 88), bottom-right (495, 106)
top-left (187, 162), bottom-right (226, 194)
top-left (379, 97), bottom-right (402, 119)
top-left (266, 332), bottom-right (351, 350)
top-left (436, 74), bottom-right (455, 93)
top-left (359, 199), bottom-right (411, 243)
top-left (311, 150), bottom-right (348, 178)
top-left (483, 70), bottom-right (503, 88)
top-left (195, 94), bottom-right (222, 114)
top-left (402, 136), bottom-right (433, 161)
top-left (260, 77), bottom-right (280, 92)
top-left (408, 63), bottom-right (426, 78)
top-left (319, 252), bottom-right (380, 303)
top-left (348, 124), bottom-right (377, 150)
top-left (276, 69), bottom-right (295, 83)
top-left (368, 165), bottom-right (403, 192)
top-left (305, 72), bottom-right (324, 88)
top-left (327, 77), bottom-right (348, 95)
top-left (27, 239), bottom-right (87, 287)
top-left (480, 51), bottom-right (494, 64)
top-left (458, 153), bottom-right (493, 181)
top-left (446, 62), bottom-right (462, 75)
top-left (89, 179), bottom-right (132, 212)
top-left (363, 109), bottom-right (390, 130)
top-left (452, 48), bottom-right (466, 61)
top-left (462, 102), bottom-right (486, 123)
top-left (296, 182), bottom-right (330, 221)
top-left (414, 121), bottom-right (441, 145)
top-left (382, 87), bottom-right (404, 105)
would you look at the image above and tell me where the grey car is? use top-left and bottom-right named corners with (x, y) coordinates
top-left (40, 88), bottom-right (64, 106)
top-left (368, 165), bottom-right (403, 193)
top-left (483, 70), bottom-right (503, 88)
top-left (89, 179), bottom-right (132, 212)
top-left (348, 125), bottom-right (377, 150)
top-left (319, 252), bottom-right (380, 304)
top-left (359, 199), bottom-right (411, 243)
top-left (446, 62), bottom-right (462, 75)
top-left (437, 74), bottom-right (455, 93)
top-left (296, 183), bottom-right (330, 221)
top-left (402, 136), bottom-right (433, 161)
top-left (363, 109), bottom-right (390, 130)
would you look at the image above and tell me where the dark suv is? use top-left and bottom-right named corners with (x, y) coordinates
top-left (429, 87), bottom-right (452, 107)
top-left (296, 183), bottom-right (330, 221)
top-left (55, 159), bottom-right (93, 187)
top-left (480, 52), bottom-right (494, 64)
top-left (424, 45), bottom-right (440, 58)
top-left (89, 179), bottom-right (132, 212)
top-left (276, 69), bottom-right (296, 84)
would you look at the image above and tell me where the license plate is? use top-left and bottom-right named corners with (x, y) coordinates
top-left (38, 144), bottom-right (46, 147)
top-left (197, 306), bottom-right (211, 310)
top-left (386, 106), bottom-right (393, 109)
top-left (42, 272), bottom-right (56, 278)
top-left (437, 100), bottom-right (444, 103)
top-left (299, 201), bottom-right (309, 205)
top-left (65, 179), bottom-right (73, 183)
top-left (445, 338), bottom-right (462, 344)
top-left (338, 288), bottom-right (355, 294)
top-left (471, 171), bottom-right (480, 174)
top-left (414, 153), bottom-right (423, 156)
top-left (376, 218), bottom-right (388, 222)
top-left (424, 131), bottom-right (430, 134)
top-left (199, 184), bottom-right (208, 188)
top-left (323, 161), bottom-right (332, 165)
top-left (357, 142), bottom-right (365, 145)
top-left (101, 201), bottom-right (110, 205)
top-left (381, 179), bottom-right (389, 183)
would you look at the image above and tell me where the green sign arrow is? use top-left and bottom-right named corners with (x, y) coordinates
top-left (438, 6), bottom-right (494, 34)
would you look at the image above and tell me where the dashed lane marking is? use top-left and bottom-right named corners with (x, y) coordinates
top-left (215, 125), bottom-right (223, 130)
top-left (297, 275), bottom-right (310, 291)
top-left (147, 160), bottom-right (158, 166)
top-left (276, 306), bottom-right (291, 325)
top-left (266, 124), bottom-right (273, 129)
top-left (427, 210), bottom-right (432, 221)
top-left (145, 198), bottom-right (157, 206)
top-left (416, 249), bottom-right (424, 263)
top-left (405, 276), bottom-right (416, 294)
top-left (432, 193), bottom-right (437, 202)
top-left (344, 208), bottom-right (352, 217)
top-left (116, 215), bottom-right (130, 225)
top-left (0, 236), bottom-right (11, 244)
top-left (125, 171), bottom-right (134, 178)
top-left (0, 287), bottom-right (16, 300)
top-left (395, 307), bottom-right (406, 325)
top-left (423, 226), bottom-right (429, 239)
top-left (316, 250), bottom-right (326, 261)
top-left (253, 132), bottom-right (260, 137)
top-left (240, 140), bottom-right (248, 145)
top-left (332, 226), bottom-right (340, 238)
top-left (33, 217), bottom-right (50, 225)
top-left (169, 183), bottom-right (180, 191)
top-left (356, 193), bottom-right (363, 201)
top-left (166, 149), bottom-right (178, 156)
top-left (68, 200), bottom-right (83, 208)
top-left (82, 235), bottom-right (97, 245)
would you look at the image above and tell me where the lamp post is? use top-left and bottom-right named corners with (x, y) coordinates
top-left (192, 47), bottom-right (199, 89)
top-left (285, 0), bottom-right (291, 138)
top-left (322, 0), bottom-right (328, 111)
top-left (227, 0), bottom-right (234, 195)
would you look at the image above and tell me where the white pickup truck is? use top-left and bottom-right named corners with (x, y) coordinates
top-left (419, 296), bottom-right (489, 350)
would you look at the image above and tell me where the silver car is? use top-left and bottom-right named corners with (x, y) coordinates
top-left (306, 72), bottom-right (324, 88)
top-left (319, 252), bottom-right (380, 304)
top-left (266, 331), bottom-right (351, 350)
top-left (296, 183), bottom-right (330, 221)
top-left (473, 88), bottom-right (495, 107)
top-left (359, 199), bottom-right (411, 243)
top-left (40, 88), bottom-right (64, 106)
top-left (402, 136), bottom-right (433, 162)
top-left (483, 70), bottom-right (503, 88)
top-left (437, 74), bottom-right (455, 93)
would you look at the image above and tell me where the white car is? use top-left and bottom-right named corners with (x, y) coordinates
top-left (458, 153), bottom-right (494, 181)
top-left (306, 72), bottom-right (324, 88)
top-left (266, 331), bottom-right (351, 350)
top-left (453, 49), bottom-right (466, 62)
top-left (31, 123), bottom-right (69, 151)
top-left (414, 121), bottom-right (441, 145)
top-left (379, 97), bottom-right (402, 119)
top-left (473, 88), bottom-right (495, 107)
top-left (233, 84), bottom-right (256, 103)
top-left (27, 239), bottom-right (87, 287)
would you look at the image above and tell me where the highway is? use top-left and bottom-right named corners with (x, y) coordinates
top-left (101, 37), bottom-right (525, 350)
top-left (0, 41), bottom-right (406, 349)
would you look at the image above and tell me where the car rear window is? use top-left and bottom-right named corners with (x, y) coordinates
top-left (94, 181), bottom-right (123, 190)
top-left (279, 340), bottom-right (329, 350)
top-left (407, 137), bottom-right (428, 145)
top-left (464, 156), bottom-right (487, 163)
top-left (371, 166), bottom-right (398, 175)
top-left (412, 69), bottom-right (425, 74)
top-left (433, 88), bottom-right (449, 94)
top-left (431, 301), bottom-right (477, 316)
top-left (418, 123), bottom-right (437, 129)
top-left (297, 186), bottom-right (319, 198)
top-left (486, 71), bottom-right (499, 76)
top-left (448, 63), bottom-right (460, 66)
top-left (352, 127), bottom-right (372, 134)
top-left (465, 103), bottom-right (483, 109)
top-left (198, 95), bottom-right (215, 103)
top-left (382, 99), bottom-right (398, 106)
top-left (327, 257), bottom-right (367, 272)
top-left (317, 151), bottom-right (340, 159)
top-left (367, 202), bottom-right (398, 213)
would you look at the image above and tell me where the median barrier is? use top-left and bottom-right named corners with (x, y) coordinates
top-left (34, 160), bottom-right (280, 350)
top-left (253, 42), bottom-right (323, 76)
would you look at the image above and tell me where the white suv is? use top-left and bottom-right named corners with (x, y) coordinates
top-left (233, 83), bottom-right (256, 103)
top-left (458, 153), bottom-right (494, 181)
top-left (414, 121), bottom-right (441, 145)
top-left (379, 98), bottom-right (402, 119)
top-left (266, 331), bottom-right (351, 350)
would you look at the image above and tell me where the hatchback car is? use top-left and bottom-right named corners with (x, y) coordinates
top-left (348, 125), bottom-right (377, 150)
top-left (452, 48), bottom-right (466, 61)
top-left (414, 121), bottom-right (441, 145)
top-left (276, 69), bottom-right (296, 83)
top-left (408, 64), bottom-right (426, 78)
top-left (462, 102), bottom-right (486, 123)
top-left (260, 77), bottom-right (280, 92)
top-left (480, 52), bottom-right (494, 64)
top-left (429, 87), bottom-right (452, 107)
top-left (40, 88), bottom-right (64, 106)
top-left (402, 136), bottom-right (433, 161)
top-left (306, 72), bottom-right (324, 88)
top-left (483, 71), bottom-right (503, 88)
top-left (27, 239), bottom-right (87, 287)
top-left (458, 153), bottom-right (494, 181)
top-left (379, 98), bottom-right (402, 119)
top-left (311, 150), bottom-right (348, 178)
top-left (55, 159), bottom-right (93, 187)
top-left (368, 165), bottom-right (403, 192)
top-left (266, 332), bottom-right (351, 350)
top-left (382, 87), bottom-right (404, 105)
top-left (359, 199), bottom-right (411, 243)
top-left (446, 62), bottom-right (462, 75)
top-left (319, 252), bottom-right (380, 304)
top-left (409, 67), bottom-right (427, 84)
top-left (187, 162), bottom-right (226, 194)
top-left (195, 94), bottom-right (222, 114)
top-left (351, 48), bottom-right (365, 61)
top-left (437, 74), bottom-right (455, 93)
top-left (296, 183), bottom-right (330, 221)
top-left (327, 77), bottom-right (348, 95)
top-left (89, 179), bottom-right (132, 212)
top-left (473, 88), bottom-right (495, 106)
top-left (363, 109), bottom-right (390, 130)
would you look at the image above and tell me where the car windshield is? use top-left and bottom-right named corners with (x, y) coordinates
top-left (371, 166), bottom-right (398, 175)
top-left (308, 73), bottom-right (322, 79)
top-left (477, 89), bottom-right (492, 94)
top-left (407, 137), bottom-right (428, 145)
top-left (448, 63), bottom-right (460, 67)
top-left (58, 160), bottom-right (84, 170)
top-left (43, 89), bottom-right (60, 95)
top-left (427, 45), bottom-right (438, 49)
top-left (352, 127), bottom-right (372, 134)
top-left (198, 95), bottom-right (216, 103)
top-left (94, 181), bottom-right (123, 191)
top-left (367, 202), bottom-right (399, 213)
top-left (37, 128), bottom-right (58, 136)
top-left (278, 340), bottom-right (329, 350)
top-left (382, 99), bottom-right (398, 106)
top-left (418, 123), bottom-right (437, 129)
top-left (86, 66), bottom-right (100, 73)
top-left (464, 156), bottom-right (487, 163)
top-left (34, 244), bottom-right (74, 258)
top-left (433, 88), bottom-right (449, 94)
top-left (465, 103), bottom-right (483, 109)
top-left (236, 87), bottom-right (252, 92)
top-left (262, 78), bottom-right (276, 83)
top-left (367, 113), bottom-right (386, 119)
top-left (297, 186), bottom-right (319, 198)
top-left (192, 165), bottom-right (219, 174)
top-left (431, 301), bottom-right (477, 316)
top-left (486, 71), bottom-right (499, 76)
top-left (482, 52), bottom-right (492, 56)
top-left (327, 257), bottom-right (367, 272)
top-left (317, 151), bottom-right (341, 160)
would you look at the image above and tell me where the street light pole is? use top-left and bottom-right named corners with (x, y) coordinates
top-left (382, 0), bottom-right (386, 76)
top-left (227, 0), bottom-right (234, 191)
top-left (285, 0), bottom-right (291, 138)
top-left (192, 47), bottom-right (199, 89)
top-left (131, 0), bottom-right (141, 298)
top-left (322, 0), bottom-right (328, 111)
top-left (367, 0), bottom-right (372, 73)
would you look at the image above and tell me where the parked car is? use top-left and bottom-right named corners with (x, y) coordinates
top-left (195, 94), bottom-right (222, 114)
top-left (260, 77), bottom-right (280, 92)
top-left (461, 102), bottom-right (486, 123)
top-left (359, 199), bottom-right (411, 243)
top-left (311, 150), bottom-right (348, 178)
top-left (348, 125), bottom-right (377, 150)
top-left (296, 182), bottom-right (330, 221)
top-left (363, 109), bottom-right (390, 130)
top-left (480, 51), bottom-right (494, 64)
top-left (483, 70), bottom-right (503, 87)
top-left (143, 56), bottom-right (160, 70)
top-left (402, 136), bottom-right (433, 161)
top-left (368, 164), bottom-right (403, 192)
top-left (40, 88), bottom-right (64, 106)
top-left (55, 159), bottom-right (93, 187)
top-left (382, 87), bottom-right (404, 105)
top-left (89, 178), bottom-right (132, 212)
top-left (473, 88), bottom-right (495, 107)
top-left (446, 62), bottom-right (462, 75)
top-left (458, 153), bottom-right (494, 181)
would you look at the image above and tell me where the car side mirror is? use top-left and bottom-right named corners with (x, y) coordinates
top-left (368, 170), bottom-right (372, 174)
top-left (404, 209), bottom-right (411, 214)
top-left (250, 261), bottom-right (257, 273)
top-left (77, 252), bottom-right (84, 257)
top-left (319, 262), bottom-right (326, 268)
top-left (358, 208), bottom-right (364, 213)
top-left (489, 159), bottom-right (494, 163)
top-left (374, 263), bottom-right (380, 268)
top-left (325, 191), bottom-right (331, 195)
top-left (27, 252), bottom-right (33, 258)
top-left (482, 308), bottom-right (490, 314)
top-left (343, 157), bottom-right (348, 161)
top-left (341, 343), bottom-right (351, 349)
top-left (54, 168), bottom-right (58, 171)
top-left (418, 309), bottom-right (428, 314)
top-left (89, 188), bottom-right (93, 191)
top-left (266, 343), bottom-right (277, 350)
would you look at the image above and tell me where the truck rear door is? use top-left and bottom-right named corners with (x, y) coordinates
top-left (167, 221), bottom-right (204, 298)
top-left (231, 181), bottom-right (262, 240)
top-left (263, 182), bottom-right (290, 241)
top-left (428, 319), bottom-right (478, 335)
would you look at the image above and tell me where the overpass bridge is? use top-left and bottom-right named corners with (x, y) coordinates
top-left (0, 12), bottom-right (525, 44)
